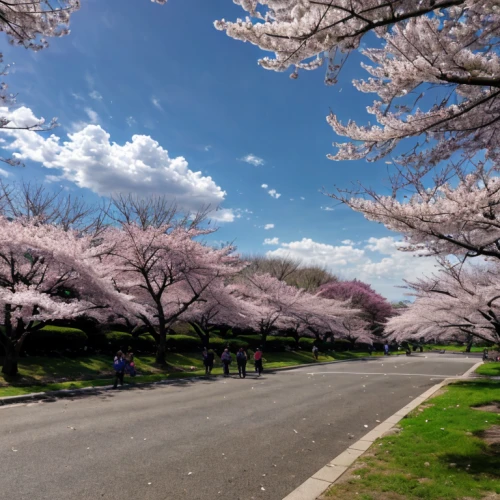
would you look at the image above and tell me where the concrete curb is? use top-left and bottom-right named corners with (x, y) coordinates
top-left (282, 360), bottom-right (484, 500)
top-left (0, 355), bottom-right (395, 407)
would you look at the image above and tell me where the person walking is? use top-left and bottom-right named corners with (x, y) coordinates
top-left (254, 348), bottom-right (263, 377)
top-left (236, 348), bottom-right (247, 378)
top-left (112, 350), bottom-right (126, 389)
top-left (221, 348), bottom-right (232, 377)
top-left (384, 343), bottom-right (390, 356)
top-left (202, 348), bottom-right (215, 375)
top-left (312, 345), bottom-right (319, 360)
top-left (124, 347), bottom-right (136, 377)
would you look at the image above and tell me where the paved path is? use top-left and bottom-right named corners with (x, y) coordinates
top-left (0, 354), bottom-right (476, 500)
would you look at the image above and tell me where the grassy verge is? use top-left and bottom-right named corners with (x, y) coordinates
top-left (323, 380), bottom-right (500, 500)
top-left (476, 362), bottom-right (500, 377)
top-left (425, 344), bottom-right (484, 353)
top-left (0, 350), bottom-right (397, 397)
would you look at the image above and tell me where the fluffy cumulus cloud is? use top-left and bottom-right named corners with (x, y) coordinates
top-left (268, 189), bottom-right (281, 199)
top-left (0, 107), bottom-right (233, 219)
top-left (263, 237), bottom-right (279, 245)
top-left (240, 154), bottom-right (264, 166)
top-left (266, 236), bottom-right (439, 300)
top-left (264, 223), bottom-right (275, 230)
top-left (261, 183), bottom-right (268, 189)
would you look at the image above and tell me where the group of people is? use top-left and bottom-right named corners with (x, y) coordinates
top-left (112, 348), bottom-right (136, 389)
top-left (203, 347), bottom-right (264, 378)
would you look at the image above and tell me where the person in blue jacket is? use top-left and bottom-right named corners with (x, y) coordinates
top-left (113, 350), bottom-right (126, 389)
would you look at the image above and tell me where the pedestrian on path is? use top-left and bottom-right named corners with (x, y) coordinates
top-left (124, 347), bottom-right (136, 377)
top-left (254, 348), bottom-right (263, 377)
top-left (221, 348), bottom-right (232, 377)
top-left (113, 350), bottom-right (126, 389)
top-left (384, 343), bottom-right (390, 356)
top-left (312, 345), bottom-right (319, 360)
top-left (236, 348), bottom-right (247, 378)
top-left (202, 348), bottom-right (215, 375)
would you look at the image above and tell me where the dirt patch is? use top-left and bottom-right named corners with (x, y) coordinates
top-left (479, 425), bottom-right (500, 448)
top-left (472, 403), bottom-right (500, 414)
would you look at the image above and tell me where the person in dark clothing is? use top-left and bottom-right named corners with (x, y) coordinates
top-left (113, 350), bottom-right (126, 389)
top-left (236, 348), bottom-right (247, 378)
top-left (254, 348), bottom-right (263, 376)
top-left (202, 348), bottom-right (215, 375)
top-left (221, 349), bottom-right (232, 377)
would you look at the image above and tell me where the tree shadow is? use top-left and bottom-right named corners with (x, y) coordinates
top-left (438, 448), bottom-right (500, 478)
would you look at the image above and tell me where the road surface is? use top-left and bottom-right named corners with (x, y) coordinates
top-left (0, 354), bottom-right (477, 500)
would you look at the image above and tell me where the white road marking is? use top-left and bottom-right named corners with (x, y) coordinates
top-left (291, 371), bottom-right (467, 378)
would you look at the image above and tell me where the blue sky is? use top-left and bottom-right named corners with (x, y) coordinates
top-left (0, 0), bottom-right (439, 300)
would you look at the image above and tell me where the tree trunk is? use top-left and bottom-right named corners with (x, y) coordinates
top-left (155, 325), bottom-right (167, 364)
top-left (189, 322), bottom-right (209, 349)
top-left (2, 342), bottom-right (19, 376)
top-left (465, 341), bottom-right (473, 353)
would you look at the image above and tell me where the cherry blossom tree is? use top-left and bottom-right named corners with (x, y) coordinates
top-left (216, 1), bottom-right (500, 173)
top-left (232, 273), bottom-right (307, 345)
top-left (102, 221), bottom-right (243, 364)
top-left (318, 279), bottom-right (393, 329)
top-left (180, 282), bottom-right (249, 349)
top-left (385, 259), bottom-right (500, 347)
top-left (0, 217), bottom-right (134, 376)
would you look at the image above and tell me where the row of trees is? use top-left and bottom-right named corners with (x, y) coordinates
top-left (216, 1), bottom-right (500, 347)
top-left (0, 184), bottom-right (395, 376)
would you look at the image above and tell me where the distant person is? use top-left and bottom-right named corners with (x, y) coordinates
top-left (202, 348), bottom-right (215, 375)
top-left (384, 343), bottom-right (390, 356)
top-left (312, 345), bottom-right (319, 360)
top-left (125, 347), bottom-right (136, 377)
top-left (221, 348), bottom-right (232, 377)
top-left (254, 348), bottom-right (263, 377)
top-left (112, 350), bottom-right (126, 389)
top-left (367, 345), bottom-right (373, 356)
top-left (236, 348), bottom-right (248, 378)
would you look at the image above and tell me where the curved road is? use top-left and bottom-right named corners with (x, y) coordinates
top-left (0, 354), bottom-right (477, 500)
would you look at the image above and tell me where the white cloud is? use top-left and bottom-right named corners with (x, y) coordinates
top-left (268, 189), bottom-right (281, 199)
top-left (263, 237), bottom-right (279, 245)
top-left (211, 208), bottom-right (236, 223)
top-left (300, 196), bottom-right (305, 200)
top-left (89, 90), bottom-right (103, 101)
top-left (84, 108), bottom-right (99, 124)
top-left (126, 116), bottom-right (136, 127)
top-left (0, 168), bottom-right (10, 178)
top-left (0, 106), bottom-right (230, 216)
top-left (261, 183), bottom-right (268, 189)
top-left (321, 206), bottom-right (334, 211)
top-left (204, 145), bottom-right (212, 152)
top-left (265, 236), bottom-right (439, 300)
top-left (151, 97), bottom-right (163, 111)
top-left (240, 154), bottom-right (264, 166)
top-left (264, 223), bottom-right (275, 230)
top-left (71, 92), bottom-right (84, 101)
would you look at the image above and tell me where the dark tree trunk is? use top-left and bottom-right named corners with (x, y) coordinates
top-left (155, 323), bottom-right (167, 364)
top-left (1, 342), bottom-right (18, 376)
top-left (189, 322), bottom-right (210, 349)
top-left (465, 341), bottom-right (473, 353)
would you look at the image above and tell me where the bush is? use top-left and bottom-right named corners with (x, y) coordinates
top-left (209, 337), bottom-right (249, 353)
top-left (91, 331), bottom-right (156, 353)
top-left (298, 337), bottom-right (315, 349)
top-left (166, 334), bottom-right (202, 351)
top-left (236, 335), bottom-right (262, 350)
top-left (265, 336), bottom-right (297, 351)
top-left (23, 325), bottom-right (88, 354)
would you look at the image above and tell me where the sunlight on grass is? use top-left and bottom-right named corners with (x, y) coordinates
top-left (324, 380), bottom-right (500, 500)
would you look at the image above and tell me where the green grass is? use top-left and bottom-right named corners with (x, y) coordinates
top-left (324, 380), bottom-right (500, 500)
top-left (426, 344), bottom-right (485, 353)
top-left (476, 362), bottom-right (500, 377)
top-left (0, 349), bottom-right (396, 397)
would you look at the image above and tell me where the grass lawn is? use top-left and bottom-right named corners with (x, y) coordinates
top-left (0, 349), bottom-right (402, 398)
top-left (323, 379), bottom-right (500, 500)
top-left (476, 362), bottom-right (500, 377)
top-left (425, 344), bottom-right (485, 353)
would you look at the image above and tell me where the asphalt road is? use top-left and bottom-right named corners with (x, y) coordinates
top-left (0, 354), bottom-right (477, 500)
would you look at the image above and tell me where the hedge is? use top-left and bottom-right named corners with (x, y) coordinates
top-left (91, 331), bottom-right (156, 353)
top-left (23, 326), bottom-right (88, 353)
